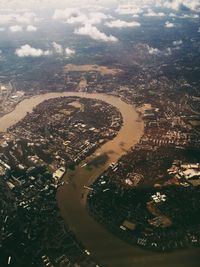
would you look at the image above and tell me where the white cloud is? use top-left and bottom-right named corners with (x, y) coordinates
top-left (169, 13), bottom-right (176, 17)
top-left (115, 4), bottom-right (143, 15)
top-left (51, 42), bottom-right (76, 57)
top-left (173, 40), bottom-right (182, 46)
top-left (15, 44), bottom-right (51, 57)
top-left (26, 25), bottom-right (37, 31)
top-left (115, 0), bottom-right (200, 13)
top-left (165, 47), bottom-right (172, 55)
top-left (144, 9), bottom-right (165, 17)
top-left (180, 14), bottom-right (199, 19)
top-left (0, 0), bottom-right (117, 10)
top-left (0, 27), bottom-right (5, 31)
top-left (52, 42), bottom-right (63, 54)
top-left (1, 0), bottom-right (200, 13)
top-left (88, 12), bottom-right (108, 24)
top-left (74, 24), bottom-right (118, 42)
top-left (53, 8), bottom-right (108, 25)
top-left (162, 0), bottom-right (200, 11)
top-left (53, 8), bottom-right (83, 22)
top-left (168, 11), bottom-right (198, 19)
top-left (114, 1), bottom-right (199, 16)
top-left (165, 21), bottom-right (175, 28)
top-left (105, 19), bottom-right (140, 28)
top-left (0, 12), bottom-right (37, 25)
top-left (6, 23), bottom-right (37, 33)
top-left (146, 45), bottom-right (160, 55)
top-left (15, 12), bottom-right (37, 24)
top-left (65, 47), bottom-right (75, 56)
top-left (10, 25), bottom-right (23, 32)
top-left (0, 14), bottom-right (14, 24)
top-left (145, 44), bottom-right (172, 56)
top-left (163, 0), bottom-right (184, 10)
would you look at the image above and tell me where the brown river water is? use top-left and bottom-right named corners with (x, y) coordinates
top-left (0, 92), bottom-right (199, 267)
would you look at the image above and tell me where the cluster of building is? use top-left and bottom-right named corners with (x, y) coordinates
top-left (49, 64), bottom-right (200, 158)
top-left (0, 82), bottom-right (25, 117)
top-left (0, 96), bottom-right (122, 173)
top-left (0, 162), bottom-right (101, 267)
top-left (87, 171), bottom-right (200, 251)
top-left (77, 65), bottom-right (200, 252)
top-left (0, 60), bottom-right (199, 258)
top-left (167, 161), bottom-right (200, 187)
top-left (87, 140), bottom-right (200, 250)
top-left (0, 95), bottom-right (123, 267)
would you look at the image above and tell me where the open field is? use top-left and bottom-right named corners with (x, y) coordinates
top-left (64, 64), bottom-right (122, 75)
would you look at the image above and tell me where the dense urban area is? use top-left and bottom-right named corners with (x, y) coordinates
top-left (1, 59), bottom-right (200, 265)
top-left (0, 95), bottom-right (122, 267)
top-left (0, 1), bottom-right (200, 267)
top-left (1, 96), bottom-right (122, 171)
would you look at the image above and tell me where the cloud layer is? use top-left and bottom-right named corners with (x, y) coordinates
top-left (15, 42), bottom-right (76, 58)
top-left (0, 12), bottom-right (38, 25)
top-left (165, 21), bottom-right (175, 28)
top-left (26, 25), bottom-right (37, 32)
top-left (1, 0), bottom-right (200, 13)
top-left (52, 42), bottom-right (75, 57)
top-left (65, 47), bottom-right (75, 56)
top-left (146, 45), bottom-right (161, 55)
top-left (15, 45), bottom-right (51, 57)
top-left (115, 0), bottom-right (200, 12)
top-left (105, 19), bottom-right (141, 28)
top-left (74, 24), bottom-right (118, 42)
top-left (53, 8), bottom-right (108, 25)
top-left (10, 25), bottom-right (23, 32)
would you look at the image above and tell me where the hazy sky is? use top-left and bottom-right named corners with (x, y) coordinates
top-left (0, 0), bottom-right (118, 9)
top-left (0, 0), bottom-right (200, 12)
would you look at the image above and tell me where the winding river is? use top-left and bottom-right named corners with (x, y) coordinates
top-left (0, 92), bottom-right (199, 267)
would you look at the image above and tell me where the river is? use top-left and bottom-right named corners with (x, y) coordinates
top-left (0, 92), bottom-right (199, 267)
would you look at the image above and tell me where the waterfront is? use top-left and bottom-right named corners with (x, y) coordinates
top-left (0, 92), bottom-right (199, 267)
